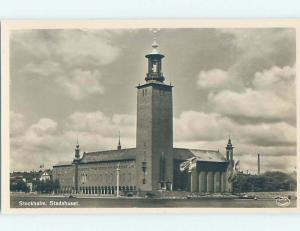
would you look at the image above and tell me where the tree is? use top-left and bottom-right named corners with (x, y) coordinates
top-left (36, 179), bottom-right (60, 194)
top-left (10, 179), bottom-right (30, 192)
top-left (233, 171), bottom-right (296, 193)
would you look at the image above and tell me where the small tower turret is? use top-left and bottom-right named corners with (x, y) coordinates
top-left (74, 138), bottom-right (80, 160)
top-left (117, 131), bottom-right (122, 151)
top-left (225, 136), bottom-right (234, 163)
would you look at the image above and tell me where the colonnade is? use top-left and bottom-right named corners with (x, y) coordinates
top-left (190, 170), bottom-right (228, 193)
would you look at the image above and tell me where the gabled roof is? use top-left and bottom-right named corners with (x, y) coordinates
top-left (173, 148), bottom-right (227, 162)
top-left (80, 148), bottom-right (136, 164)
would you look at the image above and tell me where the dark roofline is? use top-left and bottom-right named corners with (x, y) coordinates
top-left (136, 82), bottom-right (173, 90)
top-left (80, 159), bottom-right (135, 165)
top-left (83, 147), bottom-right (136, 155)
top-left (174, 147), bottom-right (220, 152)
top-left (53, 164), bottom-right (73, 168)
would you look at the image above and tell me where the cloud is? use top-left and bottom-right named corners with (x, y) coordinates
top-left (219, 29), bottom-right (295, 70)
top-left (11, 30), bottom-right (121, 100)
top-left (22, 61), bottom-right (62, 77)
top-left (12, 118), bottom-right (59, 152)
top-left (208, 88), bottom-right (294, 122)
top-left (253, 65), bottom-right (295, 101)
top-left (11, 30), bottom-right (121, 67)
top-left (174, 111), bottom-right (232, 142)
top-left (30, 118), bottom-right (58, 134)
top-left (197, 69), bottom-right (231, 90)
top-left (10, 111), bottom-right (136, 171)
top-left (9, 29), bottom-right (296, 174)
top-left (10, 111), bottom-right (26, 136)
top-left (173, 110), bottom-right (296, 173)
top-left (195, 29), bottom-right (296, 126)
top-left (56, 69), bottom-right (104, 100)
top-left (10, 108), bottom-right (296, 173)
top-left (174, 110), bottom-right (296, 148)
top-left (204, 65), bottom-right (296, 123)
top-left (56, 30), bottom-right (121, 67)
top-left (67, 111), bottom-right (136, 138)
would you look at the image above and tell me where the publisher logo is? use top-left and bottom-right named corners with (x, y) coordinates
top-left (275, 197), bottom-right (290, 207)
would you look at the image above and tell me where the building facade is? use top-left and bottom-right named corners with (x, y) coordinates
top-left (52, 39), bottom-right (234, 195)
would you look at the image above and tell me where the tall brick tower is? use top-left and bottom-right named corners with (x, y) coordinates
top-left (136, 38), bottom-right (174, 192)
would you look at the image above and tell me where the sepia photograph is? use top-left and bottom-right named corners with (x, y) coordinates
top-left (1, 20), bottom-right (298, 212)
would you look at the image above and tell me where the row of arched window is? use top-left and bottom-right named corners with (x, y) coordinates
top-left (80, 172), bottom-right (134, 184)
top-left (79, 186), bottom-right (136, 195)
top-left (58, 186), bottom-right (136, 195)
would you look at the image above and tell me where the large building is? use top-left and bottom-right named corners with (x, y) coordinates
top-left (52, 39), bottom-right (234, 195)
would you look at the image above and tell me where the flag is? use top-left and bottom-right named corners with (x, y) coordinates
top-left (227, 161), bottom-right (235, 182)
top-left (234, 160), bottom-right (240, 172)
top-left (179, 157), bottom-right (197, 172)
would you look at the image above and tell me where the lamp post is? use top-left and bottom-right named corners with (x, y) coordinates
top-left (116, 163), bottom-right (120, 198)
top-left (188, 169), bottom-right (192, 192)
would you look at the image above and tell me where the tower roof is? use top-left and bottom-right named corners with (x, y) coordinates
top-left (117, 131), bottom-right (121, 150)
top-left (75, 136), bottom-right (80, 148)
top-left (226, 136), bottom-right (234, 148)
top-left (145, 32), bottom-right (164, 58)
top-left (149, 40), bottom-right (159, 55)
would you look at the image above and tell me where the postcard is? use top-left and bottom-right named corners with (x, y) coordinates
top-left (1, 20), bottom-right (299, 213)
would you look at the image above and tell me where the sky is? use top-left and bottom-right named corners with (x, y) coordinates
top-left (9, 28), bottom-right (296, 173)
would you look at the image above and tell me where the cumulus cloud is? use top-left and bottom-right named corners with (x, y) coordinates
top-left (208, 88), bottom-right (294, 122)
top-left (173, 111), bottom-right (296, 173)
top-left (68, 111), bottom-right (134, 134)
top-left (56, 69), bottom-right (104, 100)
top-left (11, 118), bottom-right (58, 152)
top-left (174, 111), bottom-right (232, 142)
top-left (10, 110), bottom-right (136, 171)
top-left (11, 30), bottom-right (121, 67)
top-left (10, 111), bottom-right (26, 136)
top-left (11, 30), bottom-right (121, 100)
top-left (22, 61), bottom-right (62, 77)
top-left (253, 65), bottom-right (295, 101)
top-left (9, 28), bottom-right (296, 174)
top-left (204, 65), bottom-right (296, 123)
top-left (197, 69), bottom-right (231, 90)
top-left (10, 108), bottom-right (296, 173)
top-left (30, 118), bottom-right (57, 134)
top-left (219, 29), bottom-right (295, 70)
top-left (174, 110), bottom-right (296, 148)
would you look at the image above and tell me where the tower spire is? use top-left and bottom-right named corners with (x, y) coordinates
top-left (75, 136), bottom-right (80, 159)
top-left (228, 135), bottom-right (232, 145)
top-left (117, 131), bottom-right (122, 150)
